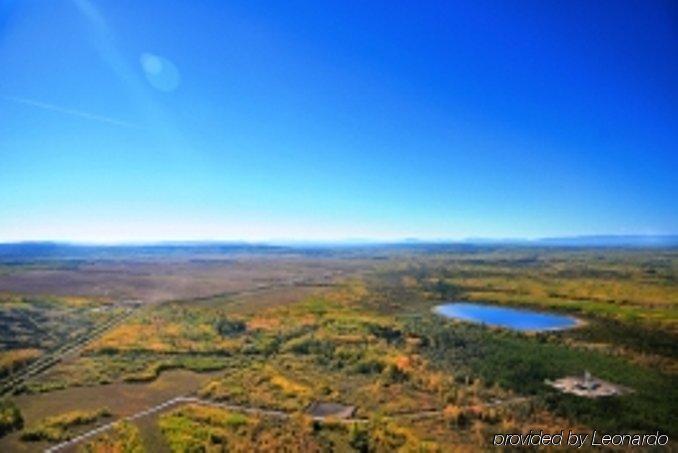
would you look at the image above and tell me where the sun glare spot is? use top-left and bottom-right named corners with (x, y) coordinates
top-left (140, 52), bottom-right (180, 91)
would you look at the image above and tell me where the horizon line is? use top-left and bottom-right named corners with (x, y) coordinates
top-left (0, 234), bottom-right (676, 247)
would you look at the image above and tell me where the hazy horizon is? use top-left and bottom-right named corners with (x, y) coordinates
top-left (1, 233), bottom-right (677, 247)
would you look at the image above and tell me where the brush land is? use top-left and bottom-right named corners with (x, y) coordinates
top-left (0, 245), bottom-right (675, 451)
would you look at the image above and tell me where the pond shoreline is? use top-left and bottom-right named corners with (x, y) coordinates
top-left (433, 301), bottom-right (585, 332)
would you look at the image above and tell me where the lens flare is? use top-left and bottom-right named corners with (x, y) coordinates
top-left (140, 53), bottom-right (180, 92)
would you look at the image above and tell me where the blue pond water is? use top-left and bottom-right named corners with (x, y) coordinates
top-left (434, 302), bottom-right (578, 332)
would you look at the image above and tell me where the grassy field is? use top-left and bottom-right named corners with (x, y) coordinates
top-left (0, 247), bottom-right (675, 451)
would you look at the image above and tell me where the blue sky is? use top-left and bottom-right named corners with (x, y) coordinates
top-left (1, 0), bottom-right (676, 242)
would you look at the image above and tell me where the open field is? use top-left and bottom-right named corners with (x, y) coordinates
top-left (0, 245), bottom-right (675, 451)
top-left (0, 255), bottom-right (350, 303)
top-left (1, 369), bottom-right (217, 452)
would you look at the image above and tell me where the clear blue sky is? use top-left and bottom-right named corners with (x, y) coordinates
top-left (1, 0), bottom-right (676, 242)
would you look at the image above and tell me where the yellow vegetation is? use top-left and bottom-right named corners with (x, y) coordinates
top-left (81, 421), bottom-right (143, 453)
top-left (0, 348), bottom-right (41, 375)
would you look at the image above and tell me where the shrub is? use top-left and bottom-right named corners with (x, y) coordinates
top-left (0, 401), bottom-right (23, 437)
top-left (215, 318), bottom-right (246, 337)
top-left (352, 358), bottom-right (385, 375)
top-left (20, 408), bottom-right (111, 442)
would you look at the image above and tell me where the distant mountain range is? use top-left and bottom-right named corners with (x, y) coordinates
top-left (529, 235), bottom-right (678, 247)
top-left (460, 235), bottom-right (678, 247)
top-left (0, 235), bottom-right (675, 260)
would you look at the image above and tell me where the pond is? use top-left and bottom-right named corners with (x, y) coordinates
top-left (434, 302), bottom-right (579, 332)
